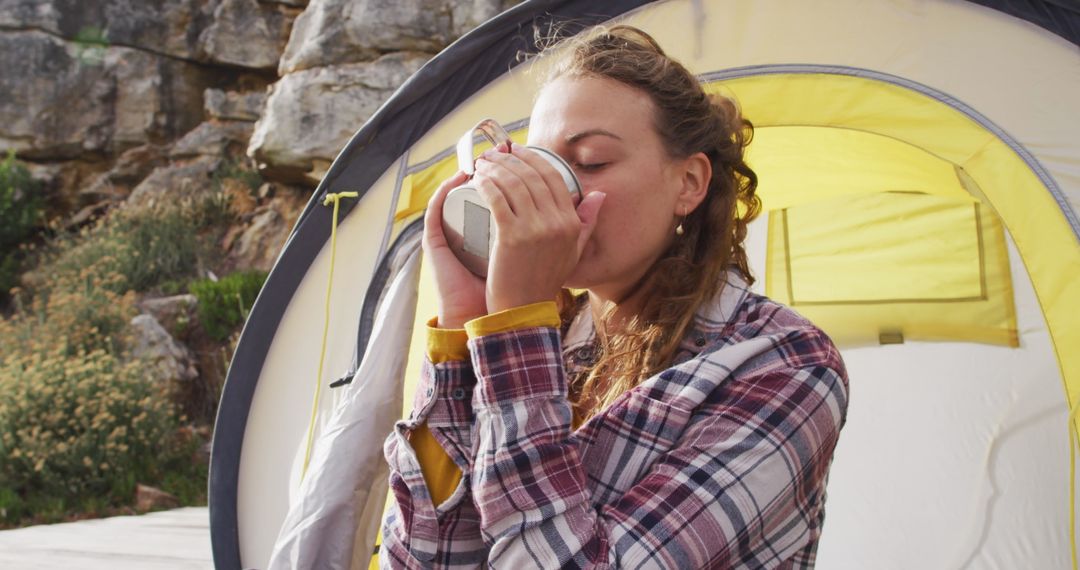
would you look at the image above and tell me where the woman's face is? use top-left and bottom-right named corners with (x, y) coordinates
top-left (527, 74), bottom-right (689, 301)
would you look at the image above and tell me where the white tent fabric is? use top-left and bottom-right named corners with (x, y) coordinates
top-left (742, 222), bottom-right (1070, 568)
top-left (266, 239), bottom-right (421, 570)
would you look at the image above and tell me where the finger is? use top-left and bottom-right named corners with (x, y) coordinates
top-left (510, 144), bottom-right (576, 212)
top-left (472, 176), bottom-right (515, 232)
top-left (424, 170), bottom-right (470, 247)
top-left (575, 191), bottom-right (606, 255)
top-left (483, 148), bottom-right (559, 214)
top-left (474, 155), bottom-right (537, 216)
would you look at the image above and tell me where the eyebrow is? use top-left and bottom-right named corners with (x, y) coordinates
top-left (565, 128), bottom-right (623, 144)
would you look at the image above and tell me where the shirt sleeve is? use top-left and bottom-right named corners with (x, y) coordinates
top-left (381, 317), bottom-right (481, 568)
top-left (380, 303), bottom-right (564, 568)
top-left (466, 324), bottom-right (848, 569)
top-left (411, 304), bottom-right (562, 504)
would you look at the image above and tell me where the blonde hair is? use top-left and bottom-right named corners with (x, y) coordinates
top-left (543, 26), bottom-right (761, 419)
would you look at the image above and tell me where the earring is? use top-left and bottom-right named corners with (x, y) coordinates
top-left (675, 207), bottom-right (686, 236)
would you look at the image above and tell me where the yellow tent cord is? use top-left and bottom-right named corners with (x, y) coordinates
top-left (300, 191), bottom-right (359, 482)
top-left (1070, 399), bottom-right (1080, 570)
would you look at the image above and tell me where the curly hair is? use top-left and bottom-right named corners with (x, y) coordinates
top-left (541, 25), bottom-right (761, 419)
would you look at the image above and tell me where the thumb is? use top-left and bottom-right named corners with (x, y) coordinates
top-left (575, 191), bottom-right (606, 254)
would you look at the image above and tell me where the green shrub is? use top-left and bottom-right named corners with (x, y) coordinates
top-left (0, 270), bottom-right (201, 526)
top-left (0, 158), bottom-right (246, 526)
top-left (190, 270), bottom-right (267, 341)
top-left (0, 151), bottom-right (43, 296)
top-left (213, 158), bottom-right (262, 193)
top-left (36, 195), bottom-right (230, 297)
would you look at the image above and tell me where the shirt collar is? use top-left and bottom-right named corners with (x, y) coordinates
top-left (563, 269), bottom-right (753, 356)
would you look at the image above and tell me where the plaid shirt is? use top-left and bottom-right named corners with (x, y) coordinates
top-left (382, 273), bottom-right (849, 569)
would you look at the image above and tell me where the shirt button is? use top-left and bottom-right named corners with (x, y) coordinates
top-left (451, 387), bottom-right (466, 400)
top-left (694, 336), bottom-right (707, 347)
top-left (425, 387), bottom-right (433, 397)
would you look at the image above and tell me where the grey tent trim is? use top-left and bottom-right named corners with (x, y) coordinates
top-left (208, 1), bottom-right (1080, 568)
top-left (700, 64), bottom-right (1080, 242)
top-left (402, 117), bottom-right (534, 176)
top-left (354, 219), bottom-right (425, 373)
top-left (377, 152), bottom-right (413, 264)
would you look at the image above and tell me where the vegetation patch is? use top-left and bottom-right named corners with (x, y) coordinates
top-left (0, 270), bottom-right (204, 526)
top-left (190, 270), bottom-right (268, 341)
top-left (0, 151), bottom-right (43, 301)
top-left (0, 184), bottom-right (242, 527)
top-left (35, 195), bottom-right (231, 297)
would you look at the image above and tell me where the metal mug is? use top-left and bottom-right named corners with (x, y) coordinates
top-left (441, 118), bottom-right (582, 277)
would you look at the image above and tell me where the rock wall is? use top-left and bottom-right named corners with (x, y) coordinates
top-left (1, 0), bottom-right (520, 400)
top-left (250, 0), bottom-right (512, 183)
top-left (2, 0), bottom-right (518, 223)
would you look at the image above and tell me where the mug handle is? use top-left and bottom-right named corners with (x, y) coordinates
top-left (456, 118), bottom-right (512, 175)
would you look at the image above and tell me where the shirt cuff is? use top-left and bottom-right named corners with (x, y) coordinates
top-left (426, 316), bottom-right (469, 363)
top-left (464, 301), bottom-right (560, 339)
top-left (470, 327), bottom-right (567, 406)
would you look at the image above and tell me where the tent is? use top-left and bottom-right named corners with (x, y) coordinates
top-left (209, 0), bottom-right (1080, 568)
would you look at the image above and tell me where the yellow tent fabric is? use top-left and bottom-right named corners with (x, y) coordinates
top-left (766, 194), bottom-right (1017, 347)
top-left (712, 72), bottom-right (1079, 428)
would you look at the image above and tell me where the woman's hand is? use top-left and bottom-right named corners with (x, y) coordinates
top-left (472, 144), bottom-right (606, 314)
top-left (423, 170), bottom-right (487, 328)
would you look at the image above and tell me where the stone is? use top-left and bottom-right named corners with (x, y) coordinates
top-left (198, 0), bottom-right (294, 70)
top-left (0, 30), bottom-right (212, 160)
top-left (204, 88), bottom-right (267, 122)
top-left (108, 47), bottom-right (209, 150)
top-left (279, 0), bottom-right (502, 74)
top-left (248, 51), bottom-right (428, 178)
top-left (224, 193), bottom-right (304, 271)
top-left (0, 30), bottom-right (114, 159)
top-left (65, 200), bottom-right (112, 228)
top-left (1, 0), bottom-right (299, 70)
top-left (102, 0), bottom-right (215, 62)
top-left (81, 144), bottom-right (168, 201)
top-left (231, 207), bottom-right (284, 271)
top-left (126, 155), bottom-right (220, 209)
top-left (107, 144), bottom-right (170, 184)
top-left (0, 0), bottom-right (215, 62)
top-left (138, 294), bottom-right (198, 337)
top-left (130, 313), bottom-right (199, 383)
top-left (23, 162), bottom-right (66, 198)
top-left (170, 120), bottom-right (254, 159)
top-left (135, 483), bottom-right (182, 512)
top-left (24, 159), bottom-right (110, 213)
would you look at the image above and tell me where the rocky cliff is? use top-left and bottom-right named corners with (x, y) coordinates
top-left (0, 0), bottom-right (516, 413)
top-left (2, 0), bottom-right (513, 249)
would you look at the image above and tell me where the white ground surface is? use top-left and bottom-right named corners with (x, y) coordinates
top-left (0, 507), bottom-right (212, 570)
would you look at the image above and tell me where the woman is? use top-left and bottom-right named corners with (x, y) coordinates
top-left (381, 25), bottom-right (849, 569)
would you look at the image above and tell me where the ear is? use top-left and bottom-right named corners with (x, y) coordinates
top-left (674, 151), bottom-right (711, 214)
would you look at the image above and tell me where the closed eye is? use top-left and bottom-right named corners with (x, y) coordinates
top-left (574, 162), bottom-right (608, 173)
